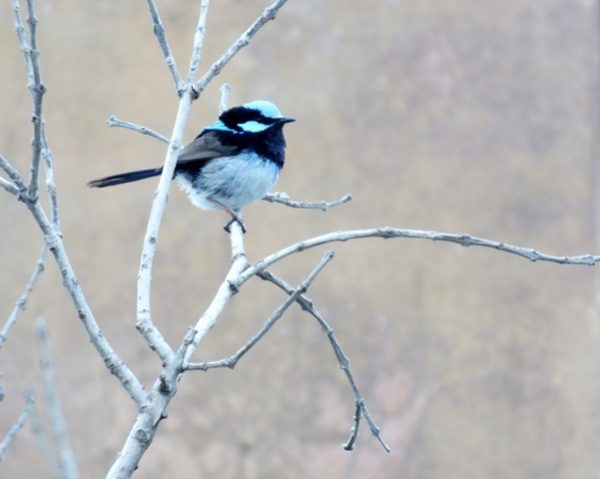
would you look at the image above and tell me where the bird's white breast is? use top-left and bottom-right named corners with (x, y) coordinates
top-left (175, 152), bottom-right (280, 212)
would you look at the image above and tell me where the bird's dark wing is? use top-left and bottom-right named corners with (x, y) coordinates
top-left (176, 130), bottom-right (241, 164)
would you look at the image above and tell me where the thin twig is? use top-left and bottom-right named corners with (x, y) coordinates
top-left (145, 0), bottom-right (184, 93)
top-left (192, 0), bottom-right (290, 97)
top-left (106, 115), bottom-right (170, 144)
top-left (219, 83), bottom-right (231, 114)
top-left (0, 244), bottom-right (47, 350)
top-left (345, 402), bottom-right (362, 451)
top-left (35, 317), bottom-right (80, 479)
top-left (186, 0), bottom-right (210, 85)
top-left (41, 128), bottom-right (59, 226)
top-left (12, 0), bottom-right (29, 66)
top-left (29, 404), bottom-right (62, 476)
top-left (0, 154), bottom-right (26, 193)
top-left (185, 251), bottom-right (335, 371)
top-left (257, 268), bottom-right (391, 452)
top-left (25, 0), bottom-right (45, 201)
top-left (13, 0), bottom-right (43, 201)
top-left (234, 227), bottom-right (600, 288)
top-left (263, 192), bottom-right (352, 211)
top-left (0, 176), bottom-right (19, 195)
top-left (0, 393), bottom-right (35, 461)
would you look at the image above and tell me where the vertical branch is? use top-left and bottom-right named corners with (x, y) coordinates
top-left (135, 0), bottom-right (212, 362)
top-left (18, 0), bottom-right (46, 200)
top-left (25, 0), bottom-right (44, 199)
top-left (134, 91), bottom-right (194, 362)
top-left (35, 317), bottom-right (80, 479)
top-left (183, 229), bottom-right (248, 362)
top-left (41, 128), bottom-right (59, 226)
top-left (29, 405), bottom-right (62, 476)
top-left (218, 83), bottom-right (231, 113)
top-left (186, 0), bottom-right (211, 85)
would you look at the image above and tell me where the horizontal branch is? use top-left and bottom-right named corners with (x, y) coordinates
top-left (234, 227), bottom-right (600, 287)
top-left (106, 115), bottom-right (169, 144)
top-left (262, 192), bottom-right (352, 211)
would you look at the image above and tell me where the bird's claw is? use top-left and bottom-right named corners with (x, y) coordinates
top-left (224, 217), bottom-right (247, 234)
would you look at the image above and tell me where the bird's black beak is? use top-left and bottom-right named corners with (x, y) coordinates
top-left (278, 117), bottom-right (295, 124)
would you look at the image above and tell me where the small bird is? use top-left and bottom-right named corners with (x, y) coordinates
top-left (88, 100), bottom-right (294, 232)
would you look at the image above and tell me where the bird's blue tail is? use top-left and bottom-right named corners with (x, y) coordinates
top-left (87, 167), bottom-right (162, 188)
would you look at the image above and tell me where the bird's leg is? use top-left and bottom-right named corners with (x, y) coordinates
top-left (222, 207), bottom-right (246, 234)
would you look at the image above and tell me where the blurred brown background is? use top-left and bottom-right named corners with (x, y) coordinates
top-left (1, 0), bottom-right (599, 477)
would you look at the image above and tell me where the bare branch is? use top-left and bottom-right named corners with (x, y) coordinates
top-left (17, 186), bottom-right (147, 405)
top-left (344, 402), bottom-right (362, 451)
top-left (0, 393), bottom-right (35, 461)
top-left (106, 115), bottom-right (170, 144)
top-left (11, 0), bottom-right (29, 66)
top-left (7, 0), bottom-right (150, 405)
top-left (183, 222), bottom-right (249, 363)
top-left (185, 251), bottom-right (335, 371)
top-left (135, 0), bottom-right (215, 365)
top-left (0, 176), bottom-right (19, 196)
top-left (218, 83), bottom-right (231, 113)
top-left (186, 0), bottom-right (210, 85)
top-left (35, 317), bottom-right (80, 479)
top-left (192, 0), bottom-right (290, 97)
top-left (0, 154), bottom-right (26, 193)
top-left (145, 0), bottom-right (184, 93)
top-left (41, 128), bottom-right (59, 226)
top-left (263, 192), bottom-right (353, 211)
top-left (257, 268), bottom-right (391, 452)
top-left (29, 405), bottom-right (62, 476)
top-left (25, 0), bottom-right (46, 201)
top-left (235, 227), bottom-right (600, 288)
top-left (12, 0), bottom-right (46, 201)
top-left (0, 244), bottom-right (47, 350)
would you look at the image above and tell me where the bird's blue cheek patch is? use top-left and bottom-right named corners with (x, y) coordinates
top-left (238, 120), bottom-right (271, 133)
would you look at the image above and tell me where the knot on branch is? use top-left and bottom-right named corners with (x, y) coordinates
top-left (459, 234), bottom-right (475, 247)
top-left (135, 429), bottom-right (152, 447)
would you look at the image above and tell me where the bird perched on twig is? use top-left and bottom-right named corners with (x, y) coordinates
top-left (88, 100), bottom-right (294, 232)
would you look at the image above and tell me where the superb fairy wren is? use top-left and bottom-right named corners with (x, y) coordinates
top-left (88, 100), bottom-right (294, 232)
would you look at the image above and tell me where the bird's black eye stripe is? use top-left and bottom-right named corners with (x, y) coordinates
top-left (220, 106), bottom-right (277, 131)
